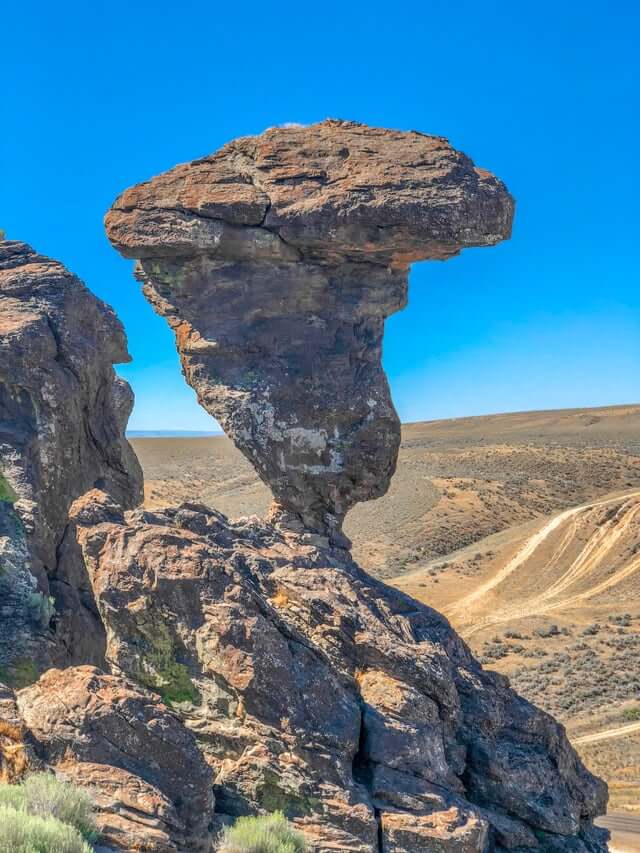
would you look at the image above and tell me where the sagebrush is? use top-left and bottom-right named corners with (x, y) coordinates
top-left (0, 773), bottom-right (97, 845)
top-left (218, 811), bottom-right (307, 853)
top-left (0, 804), bottom-right (92, 853)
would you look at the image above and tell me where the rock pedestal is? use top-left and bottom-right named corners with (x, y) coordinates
top-left (106, 120), bottom-right (514, 538)
top-left (0, 122), bottom-right (609, 853)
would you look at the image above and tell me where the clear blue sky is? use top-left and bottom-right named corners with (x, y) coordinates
top-left (2, 1), bottom-right (638, 430)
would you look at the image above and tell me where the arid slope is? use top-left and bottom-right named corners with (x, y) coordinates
top-left (133, 403), bottom-right (640, 577)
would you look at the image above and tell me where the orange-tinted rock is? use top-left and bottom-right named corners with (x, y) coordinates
top-left (380, 807), bottom-right (489, 853)
top-left (8, 666), bottom-right (214, 851)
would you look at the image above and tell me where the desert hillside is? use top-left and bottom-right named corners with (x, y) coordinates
top-left (133, 403), bottom-right (640, 575)
top-left (132, 403), bottom-right (640, 814)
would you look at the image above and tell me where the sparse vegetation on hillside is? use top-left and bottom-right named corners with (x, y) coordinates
top-left (218, 812), bottom-right (307, 853)
top-left (131, 406), bottom-right (640, 579)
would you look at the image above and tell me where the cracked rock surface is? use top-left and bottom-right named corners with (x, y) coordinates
top-left (0, 240), bottom-right (142, 674)
top-left (3, 666), bottom-right (214, 851)
top-left (106, 120), bottom-right (514, 539)
top-left (71, 489), bottom-right (607, 853)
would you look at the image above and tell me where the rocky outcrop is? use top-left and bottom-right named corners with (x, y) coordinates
top-left (106, 120), bottom-right (514, 540)
top-left (0, 241), bottom-right (143, 676)
top-left (98, 121), bottom-right (609, 850)
top-left (0, 666), bottom-right (214, 851)
top-left (0, 123), bottom-right (608, 853)
top-left (72, 489), bottom-right (607, 853)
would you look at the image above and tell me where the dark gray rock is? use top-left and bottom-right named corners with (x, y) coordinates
top-left (72, 492), bottom-right (608, 853)
top-left (0, 241), bottom-right (142, 677)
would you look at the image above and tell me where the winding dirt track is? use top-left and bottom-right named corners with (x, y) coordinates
top-left (447, 489), bottom-right (640, 638)
top-left (573, 721), bottom-right (640, 746)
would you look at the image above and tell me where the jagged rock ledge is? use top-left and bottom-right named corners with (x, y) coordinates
top-left (0, 666), bottom-right (213, 850)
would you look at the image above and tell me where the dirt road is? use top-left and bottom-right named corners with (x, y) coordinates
top-left (573, 721), bottom-right (640, 746)
top-left (597, 812), bottom-right (640, 853)
top-left (449, 489), bottom-right (640, 637)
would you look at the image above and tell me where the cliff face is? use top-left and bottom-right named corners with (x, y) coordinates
top-left (105, 120), bottom-right (513, 541)
top-left (0, 241), bottom-right (143, 674)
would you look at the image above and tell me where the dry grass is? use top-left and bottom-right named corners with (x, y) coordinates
top-left (270, 590), bottom-right (290, 609)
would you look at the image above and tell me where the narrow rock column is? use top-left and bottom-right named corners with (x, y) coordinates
top-left (106, 119), bottom-right (514, 540)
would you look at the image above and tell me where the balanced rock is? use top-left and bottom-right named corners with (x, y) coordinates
top-left (1, 666), bottom-right (214, 851)
top-left (73, 491), bottom-right (607, 853)
top-left (0, 240), bottom-right (143, 675)
top-left (106, 120), bottom-right (514, 539)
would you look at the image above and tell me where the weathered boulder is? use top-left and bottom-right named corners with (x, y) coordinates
top-left (73, 490), bottom-right (607, 853)
top-left (105, 120), bottom-right (514, 540)
top-left (0, 240), bottom-right (143, 676)
top-left (0, 666), bottom-right (214, 851)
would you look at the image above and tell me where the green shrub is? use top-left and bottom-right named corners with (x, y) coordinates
top-left (622, 706), bottom-right (640, 722)
top-left (0, 658), bottom-right (39, 689)
top-left (0, 473), bottom-right (17, 504)
top-left (0, 804), bottom-right (92, 852)
top-left (218, 812), bottom-right (307, 853)
top-left (0, 229), bottom-right (5, 241)
top-left (0, 774), bottom-right (97, 842)
top-left (0, 784), bottom-right (24, 811)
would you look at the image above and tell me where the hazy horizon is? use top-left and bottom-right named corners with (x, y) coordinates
top-left (126, 401), bottom-right (640, 438)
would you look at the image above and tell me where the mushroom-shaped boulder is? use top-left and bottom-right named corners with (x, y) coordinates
top-left (106, 120), bottom-right (514, 539)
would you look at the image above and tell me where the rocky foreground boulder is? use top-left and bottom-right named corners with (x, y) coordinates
top-left (0, 241), bottom-right (142, 677)
top-left (106, 119), bottom-right (513, 542)
top-left (1, 666), bottom-right (214, 851)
